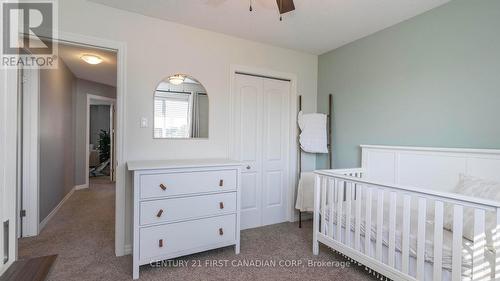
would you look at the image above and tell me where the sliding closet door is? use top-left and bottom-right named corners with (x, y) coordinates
top-left (261, 79), bottom-right (290, 226)
top-left (234, 75), bottom-right (263, 230)
top-left (233, 74), bottom-right (290, 230)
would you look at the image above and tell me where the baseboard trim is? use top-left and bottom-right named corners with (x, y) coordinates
top-left (39, 187), bottom-right (76, 232)
top-left (124, 244), bottom-right (132, 255)
top-left (75, 184), bottom-right (88, 190)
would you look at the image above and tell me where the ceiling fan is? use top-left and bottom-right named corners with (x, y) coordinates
top-left (249, 0), bottom-right (295, 21)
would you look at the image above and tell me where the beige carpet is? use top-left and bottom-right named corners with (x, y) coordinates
top-left (19, 178), bottom-right (376, 281)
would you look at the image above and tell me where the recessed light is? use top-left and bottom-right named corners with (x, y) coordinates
top-left (80, 54), bottom-right (103, 65)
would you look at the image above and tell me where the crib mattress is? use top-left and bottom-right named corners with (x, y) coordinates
top-left (321, 203), bottom-right (495, 280)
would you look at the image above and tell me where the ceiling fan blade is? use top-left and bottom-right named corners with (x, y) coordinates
top-left (276, 0), bottom-right (295, 14)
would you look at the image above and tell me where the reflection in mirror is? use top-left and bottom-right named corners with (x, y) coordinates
top-left (154, 74), bottom-right (209, 139)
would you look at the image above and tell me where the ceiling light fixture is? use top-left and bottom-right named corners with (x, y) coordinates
top-left (80, 54), bottom-right (103, 65)
top-left (248, 0), bottom-right (295, 21)
top-left (279, 0), bottom-right (282, 21)
top-left (168, 74), bottom-right (185, 85)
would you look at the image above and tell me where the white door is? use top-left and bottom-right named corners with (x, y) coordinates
top-left (261, 79), bottom-right (289, 226)
top-left (233, 74), bottom-right (290, 230)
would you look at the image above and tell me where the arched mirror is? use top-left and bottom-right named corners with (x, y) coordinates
top-left (153, 74), bottom-right (209, 139)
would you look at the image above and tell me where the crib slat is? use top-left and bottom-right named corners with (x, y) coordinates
top-left (473, 209), bottom-right (486, 280)
top-left (336, 181), bottom-right (344, 242)
top-left (376, 189), bottom-right (384, 261)
top-left (313, 175), bottom-right (321, 255)
top-left (402, 194), bottom-right (411, 274)
top-left (365, 188), bottom-right (372, 257)
top-left (328, 179), bottom-right (335, 239)
top-left (388, 192), bottom-right (397, 267)
top-left (452, 205), bottom-right (463, 281)
top-left (354, 185), bottom-right (362, 251)
top-left (320, 178), bottom-right (327, 235)
top-left (416, 197), bottom-right (426, 280)
top-left (433, 201), bottom-right (444, 281)
top-left (495, 208), bottom-right (500, 279)
top-left (345, 183), bottom-right (352, 247)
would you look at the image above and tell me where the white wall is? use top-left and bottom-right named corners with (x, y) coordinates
top-left (59, 0), bottom-right (318, 253)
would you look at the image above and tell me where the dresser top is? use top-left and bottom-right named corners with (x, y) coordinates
top-left (127, 158), bottom-right (242, 171)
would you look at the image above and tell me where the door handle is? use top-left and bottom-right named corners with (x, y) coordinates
top-left (159, 184), bottom-right (167, 191)
top-left (219, 202), bottom-right (224, 209)
top-left (246, 165), bottom-right (251, 170)
top-left (156, 209), bottom-right (164, 217)
top-left (219, 228), bottom-right (224, 236)
top-left (159, 239), bottom-right (164, 248)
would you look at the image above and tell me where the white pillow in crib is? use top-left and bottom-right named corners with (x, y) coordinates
top-left (443, 174), bottom-right (500, 244)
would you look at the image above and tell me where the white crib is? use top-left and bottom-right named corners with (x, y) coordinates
top-left (312, 145), bottom-right (500, 281)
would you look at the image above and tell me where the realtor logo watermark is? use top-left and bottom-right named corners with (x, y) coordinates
top-left (1, 0), bottom-right (58, 69)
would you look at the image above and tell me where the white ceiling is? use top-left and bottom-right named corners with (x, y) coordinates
top-left (88, 0), bottom-right (450, 55)
top-left (58, 43), bottom-right (117, 86)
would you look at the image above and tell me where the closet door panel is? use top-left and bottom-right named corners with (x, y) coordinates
top-left (265, 171), bottom-right (283, 206)
top-left (234, 74), bottom-right (290, 229)
top-left (266, 92), bottom-right (283, 161)
top-left (240, 89), bottom-right (259, 163)
top-left (261, 79), bottom-right (290, 226)
top-left (240, 173), bottom-right (259, 228)
top-left (235, 74), bottom-right (263, 230)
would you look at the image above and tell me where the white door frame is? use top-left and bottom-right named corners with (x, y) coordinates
top-left (14, 31), bottom-right (128, 258)
top-left (20, 67), bottom-right (40, 237)
top-left (229, 65), bottom-right (298, 224)
top-left (86, 94), bottom-right (116, 188)
top-left (1, 64), bottom-right (20, 275)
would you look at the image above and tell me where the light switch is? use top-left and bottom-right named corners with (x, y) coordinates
top-left (140, 117), bottom-right (148, 128)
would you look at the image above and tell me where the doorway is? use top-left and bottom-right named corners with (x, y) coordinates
top-left (0, 32), bottom-right (127, 277)
top-left (232, 72), bottom-right (292, 230)
top-left (87, 95), bottom-right (116, 185)
top-left (18, 42), bottom-right (118, 245)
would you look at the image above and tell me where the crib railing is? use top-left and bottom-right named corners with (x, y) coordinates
top-left (313, 168), bottom-right (500, 281)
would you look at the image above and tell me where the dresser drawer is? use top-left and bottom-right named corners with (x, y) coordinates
top-left (140, 192), bottom-right (236, 225)
top-left (140, 170), bottom-right (237, 199)
top-left (139, 214), bottom-right (236, 261)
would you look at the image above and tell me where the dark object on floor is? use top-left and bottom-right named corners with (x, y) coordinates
top-left (299, 211), bottom-right (302, 228)
top-left (89, 158), bottom-right (110, 177)
top-left (0, 255), bottom-right (57, 281)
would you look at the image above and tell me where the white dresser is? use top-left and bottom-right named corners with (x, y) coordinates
top-left (128, 159), bottom-right (242, 279)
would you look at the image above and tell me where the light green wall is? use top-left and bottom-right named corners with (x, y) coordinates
top-left (317, 0), bottom-right (500, 169)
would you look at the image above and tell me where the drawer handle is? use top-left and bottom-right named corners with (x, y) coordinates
top-left (159, 184), bottom-right (167, 191)
top-left (219, 228), bottom-right (224, 236)
top-left (219, 202), bottom-right (224, 209)
top-left (159, 239), bottom-right (164, 248)
top-left (156, 209), bottom-right (164, 217)
top-left (219, 179), bottom-right (224, 187)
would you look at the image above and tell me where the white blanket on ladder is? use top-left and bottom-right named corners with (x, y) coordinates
top-left (298, 111), bottom-right (328, 154)
top-left (295, 172), bottom-right (315, 212)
